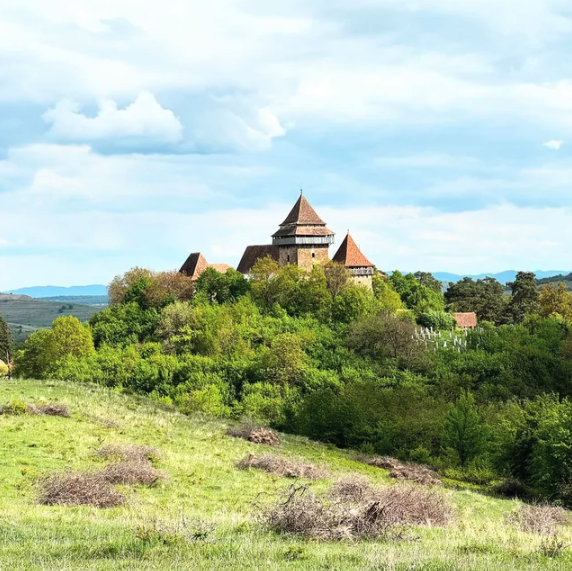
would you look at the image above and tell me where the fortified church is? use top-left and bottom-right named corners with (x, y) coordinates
top-left (180, 193), bottom-right (377, 287)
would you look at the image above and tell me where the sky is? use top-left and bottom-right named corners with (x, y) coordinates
top-left (2, 0), bottom-right (572, 290)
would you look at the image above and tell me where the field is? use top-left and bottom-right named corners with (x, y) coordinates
top-left (1, 380), bottom-right (571, 570)
top-left (0, 299), bottom-right (103, 344)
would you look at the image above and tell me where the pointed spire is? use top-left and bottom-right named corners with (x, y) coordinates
top-left (279, 194), bottom-right (327, 226)
top-left (332, 233), bottom-right (374, 268)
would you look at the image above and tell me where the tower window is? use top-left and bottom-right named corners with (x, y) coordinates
top-left (287, 254), bottom-right (290, 263)
top-left (312, 252), bottom-right (316, 258)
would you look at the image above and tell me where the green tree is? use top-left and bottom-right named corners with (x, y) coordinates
top-left (250, 256), bottom-right (282, 310)
top-left (443, 393), bottom-right (485, 468)
top-left (445, 277), bottom-right (505, 324)
top-left (0, 312), bottom-right (13, 365)
top-left (332, 285), bottom-right (373, 323)
top-left (348, 312), bottom-right (428, 370)
top-left (13, 329), bottom-right (53, 378)
top-left (539, 282), bottom-right (572, 320)
top-left (505, 272), bottom-right (539, 324)
top-left (262, 333), bottom-right (309, 385)
top-left (372, 275), bottom-right (404, 312)
top-left (414, 271), bottom-right (442, 293)
top-left (323, 261), bottom-right (351, 301)
top-left (391, 271), bottom-right (445, 314)
top-left (50, 316), bottom-right (95, 360)
top-left (195, 267), bottom-right (249, 304)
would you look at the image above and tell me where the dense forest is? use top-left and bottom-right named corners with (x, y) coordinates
top-left (7, 259), bottom-right (572, 504)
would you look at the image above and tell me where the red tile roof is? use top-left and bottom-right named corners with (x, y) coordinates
top-left (180, 252), bottom-right (209, 280)
top-left (280, 194), bottom-right (326, 226)
top-left (332, 233), bottom-right (374, 268)
top-left (237, 245), bottom-right (280, 274)
top-left (454, 312), bottom-right (477, 329)
top-left (179, 253), bottom-right (232, 280)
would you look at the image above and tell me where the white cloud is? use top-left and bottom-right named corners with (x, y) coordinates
top-left (543, 139), bottom-right (564, 150)
top-left (2, 200), bottom-right (572, 290)
top-left (43, 91), bottom-right (183, 144)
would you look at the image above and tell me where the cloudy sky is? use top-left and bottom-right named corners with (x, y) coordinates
top-left (2, 0), bottom-right (572, 290)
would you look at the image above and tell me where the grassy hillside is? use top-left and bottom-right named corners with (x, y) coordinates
top-left (0, 299), bottom-right (103, 344)
top-left (1, 380), bottom-right (571, 570)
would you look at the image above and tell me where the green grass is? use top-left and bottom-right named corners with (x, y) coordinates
top-left (1, 380), bottom-right (571, 570)
top-left (0, 299), bottom-right (103, 343)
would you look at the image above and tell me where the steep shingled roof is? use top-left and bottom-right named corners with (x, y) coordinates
top-left (237, 245), bottom-right (280, 274)
top-left (180, 252), bottom-right (209, 280)
top-left (180, 253), bottom-right (232, 281)
top-left (332, 233), bottom-right (374, 268)
top-left (280, 194), bottom-right (327, 226)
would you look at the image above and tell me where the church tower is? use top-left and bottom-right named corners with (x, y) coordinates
top-left (332, 232), bottom-right (375, 288)
top-left (272, 193), bottom-right (335, 271)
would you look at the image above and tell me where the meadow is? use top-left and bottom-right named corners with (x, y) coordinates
top-left (1, 379), bottom-right (571, 571)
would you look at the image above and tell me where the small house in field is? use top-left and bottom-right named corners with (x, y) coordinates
top-left (454, 312), bottom-right (477, 330)
top-left (179, 253), bottom-right (231, 281)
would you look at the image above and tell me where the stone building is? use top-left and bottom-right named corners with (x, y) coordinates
top-left (236, 193), bottom-right (376, 287)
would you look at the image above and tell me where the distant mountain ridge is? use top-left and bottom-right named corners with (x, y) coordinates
top-left (433, 271), bottom-right (569, 285)
top-left (6, 272), bottom-right (571, 297)
top-left (7, 285), bottom-right (107, 298)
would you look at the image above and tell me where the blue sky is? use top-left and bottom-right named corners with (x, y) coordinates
top-left (2, 0), bottom-right (572, 290)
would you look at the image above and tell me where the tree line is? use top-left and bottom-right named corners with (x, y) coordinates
top-left (8, 260), bottom-right (572, 504)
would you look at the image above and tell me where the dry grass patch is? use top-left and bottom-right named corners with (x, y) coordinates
top-left (238, 453), bottom-right (329, 480)
top-left (96, 443), bottom-right (161, 462)
top-left (508, 503), bottom-right (569, 535)
top-left (86, 414), bottom-right (122, 429)
top-left (227, 422), bottom-right (281, 447)
top-left (32, 403), bottom-right (70, 417)
top-left (329, 475), bottom-right (375, 502)
top-left (263, 481), bottom-right (453, 541)
top-left (38, 470), bottom-right (125, 508)
top-left (358, 455), bottom-right (441, 485)
top-left (100, 461), bottom-right (166, 486)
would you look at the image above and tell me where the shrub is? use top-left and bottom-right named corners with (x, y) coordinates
top-left (38, 471), bottom-right (125, 508)
top-left (96, 443), bottom-right (161, 463)
top-left (262, 482), bottom-right (453, 541)
top-left (100, 461), bottom-right (165, 486)
top-left (507, 503), bottom-right (569, 535)
top-left (329, 475), bottom-right (374, 502)
top-left (358, 456), bottom-right (441, 485)
top-left (237, 454), bottom-right (329, 480)
top-left (1, 400), bottom-right (28, 415)
top-left (493, 478), bottom-right (528, 498)
top-left (226, 422), bottom-right (281, 447)
top-left (33, 403), bottom-right (70, 418)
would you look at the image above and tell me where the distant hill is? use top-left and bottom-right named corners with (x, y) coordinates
top-left (0, 298), bottom-right (104, 344)
top-left (7, 285), bottom-right (107, 298)
top-left (0, 293), bottom-right (33, 302)
top-left (433, 270), bottom-right (568, 285)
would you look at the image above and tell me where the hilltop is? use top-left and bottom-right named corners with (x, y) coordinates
top-left (1, 379), bottom-right (571, 571)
